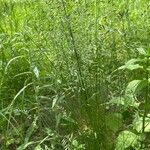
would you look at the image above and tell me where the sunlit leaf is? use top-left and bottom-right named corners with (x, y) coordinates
top-left (52, 95), bottom-right (65, 108)
top-left (118, 58), bottom-right (143, 70)
top-left (109, 97), bottom-right (139, 108)
top-left (125, 80), bottom-right (147, 96)
top-left (137, 47), bottom-right (147, 56)
top-left (115, 131), bottom-right (140, 150)
top-left (34, 145), bottom-right (43, 150)
top-left (133, 114), bottom-right (150, 133)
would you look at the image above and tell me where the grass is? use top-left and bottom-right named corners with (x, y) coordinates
top-left (0, 0), bottom-right (150, 149)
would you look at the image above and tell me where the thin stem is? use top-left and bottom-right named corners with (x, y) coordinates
top-left (60, 0), bottom-right (87, 99)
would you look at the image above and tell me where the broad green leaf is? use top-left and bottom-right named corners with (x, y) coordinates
top-left (125, 59), bottom-right (140, 65)
top-left (124, 64), bottom-right (143, 70)
top-left (106, 113), bottom-right (123, 132)
top-left (137, 47), bottom-right (147, 56)
top-left (118, 59), bottom-right (143, 70)
top-left (125, 80), bottom-right (147, 96)
top-left (124, 96), bottom-right (139, 108)
top-left (133, 115), bottom-right (150, 133)
top-left (115, 131), bottom-right (139, 150)
top-left (125, 80), bottom-right (142, 95)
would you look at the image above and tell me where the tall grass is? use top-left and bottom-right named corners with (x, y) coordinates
top-left (0, 0), bottom-right (150, 149)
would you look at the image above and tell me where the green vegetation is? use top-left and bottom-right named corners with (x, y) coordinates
top-left (0, 0), bottom-right (150, 149)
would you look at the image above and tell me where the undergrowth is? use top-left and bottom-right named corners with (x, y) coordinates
top-left (0, 0), bottom-right (150, 150)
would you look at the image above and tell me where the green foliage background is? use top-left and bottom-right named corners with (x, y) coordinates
top-left (0, 0), bottom-right (150, 149)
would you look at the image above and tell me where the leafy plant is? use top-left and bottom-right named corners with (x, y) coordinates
top-left (1, 0), bottom-right (150, 149)
top-left (115, 130), bottom-right (141, 150)
top-left (112, 48), bottom-right (150, 149)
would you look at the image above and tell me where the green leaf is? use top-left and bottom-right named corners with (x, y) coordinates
top-left (109, 97), bottom-right (139, 108)
top-left (118, 59), bottom-right (143, 71)
top-left (16, 142), bottom-right (34, 150)
top-left (115, 131), bottom-right (140, 150)
top-left (124, 64), bottom-right (143, 70)
top-left (133, 114), bottom-right (150, 133)
top-left (109, 97), bottom-right (125, 106)
top-left (147, 67), bottom-right (150, 71)
top-left (106, 113), bottom-right (123, 132)
top-left (125, 80), bottom-right (147, 96)
top-left (124, 97), bottom-right (139, 108)
top-left (52, 96), bottom-right (58, 108)
top-left (72, 140), bottom-right (78, 147)
top-left (34, 145), bottom-right (43, 150)
top-left (137, 47), bottom-right (147, 56)
top-left (17, 116), bottom-right (38, 150)
top-left (52, 95), bottom-right (65, 108)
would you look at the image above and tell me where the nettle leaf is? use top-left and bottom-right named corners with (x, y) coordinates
top-left (106, 113), bottom-right (123, 132)
top-left (115, 131), bottom-right (140, 150)
top-left (137, 47), bottom-right (147, 56)
top-left (125, 80), bottom-right (147, 96)
top-left (133, 114), bottom-right (150, 133)
top-left (118, 58), bottom-right (143, 71)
